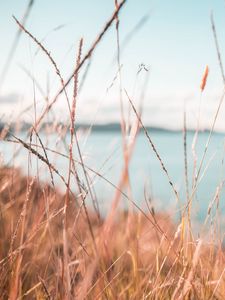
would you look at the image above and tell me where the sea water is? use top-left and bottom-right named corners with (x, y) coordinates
top-left (1, 129), bottom-right (225, 224)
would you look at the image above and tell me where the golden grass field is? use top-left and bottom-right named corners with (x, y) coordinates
top-left (1, 0), bottom-right (225, 299)
top-left (0, 166), bottom-right (225, 299)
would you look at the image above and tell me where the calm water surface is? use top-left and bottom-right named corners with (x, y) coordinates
top-left (1, 129), bottom-right (225, 223)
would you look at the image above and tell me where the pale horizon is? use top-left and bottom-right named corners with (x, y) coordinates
top-left (1, 0), bottom-right (225, 131)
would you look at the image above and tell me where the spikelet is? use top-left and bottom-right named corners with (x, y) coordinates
top-left (200, 65), bottom-right (209, 92)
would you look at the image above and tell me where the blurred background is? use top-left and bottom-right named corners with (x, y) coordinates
top-left (1, 0), bottom-right (225, 223)
top-left (0, 0), bottom-right (225, 129)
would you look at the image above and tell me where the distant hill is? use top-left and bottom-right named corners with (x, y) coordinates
top-left (0, 121), bottom-right (222, 135)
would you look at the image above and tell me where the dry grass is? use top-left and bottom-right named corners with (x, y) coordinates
top-left (0, 166), bottom-right (224, 299)
top-left (1, 1), bottom-right (225, 299)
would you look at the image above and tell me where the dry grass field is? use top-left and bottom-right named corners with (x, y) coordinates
top-left (1, 0), bottom-right (225, 299)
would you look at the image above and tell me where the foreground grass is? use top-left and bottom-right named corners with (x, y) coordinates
top-left (1, 1), bottom-right (225, 299)
top-left (0, 166), bottom-right (224, 299)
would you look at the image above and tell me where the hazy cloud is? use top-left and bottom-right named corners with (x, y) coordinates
top-left (0, 93), bottom-right (19, 103)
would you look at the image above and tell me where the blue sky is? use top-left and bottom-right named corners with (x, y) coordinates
top-left (1, 0), bottom-right (225, 130)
